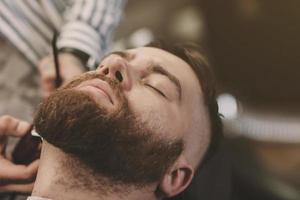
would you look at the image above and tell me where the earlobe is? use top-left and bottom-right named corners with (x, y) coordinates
top-left (158, 156), bottom-right (194, 198)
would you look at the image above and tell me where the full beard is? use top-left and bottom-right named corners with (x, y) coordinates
top-left (33, 72), bottom-right (183, 186)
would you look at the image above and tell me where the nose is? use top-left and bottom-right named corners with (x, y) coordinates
top-left (97, 56), bottom-right (132, 91)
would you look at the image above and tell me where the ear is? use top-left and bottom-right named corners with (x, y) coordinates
top-left (158, 155), bottom-right (194, 198)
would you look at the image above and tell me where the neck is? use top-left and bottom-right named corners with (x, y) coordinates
top-left (33, 142), bottom-right (157, 200)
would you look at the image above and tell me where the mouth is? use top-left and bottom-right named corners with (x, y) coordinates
top-left (75, 79), bottom-right (114, 105)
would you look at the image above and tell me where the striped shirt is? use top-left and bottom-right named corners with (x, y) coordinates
top-left (0, 0), bottom-right (125, 69)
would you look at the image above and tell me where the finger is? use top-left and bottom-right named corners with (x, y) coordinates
top-left (42, 77), bottom-right (56, 91)
top-left (0, 158), bottom-right (39, 181)
top-left (39, 61), bottom-right (56, 87)
top-left (41, 80), bottom-right (56, 99)
top-left (0, 136), bottom-right (7, 154)
top-left (38, 56), bottom-right (54, 73)
top-left (0, 116), bottom-right (31, 137)
top-left (0, 182), bottom-right (34, 193)
top-left (40, 65), bottom-right (56, 77)
top-left (40, 71), bottom-right (56, 89)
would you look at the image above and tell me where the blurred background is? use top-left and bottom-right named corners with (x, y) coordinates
top-left (0, 0), bottom-right (299, 199)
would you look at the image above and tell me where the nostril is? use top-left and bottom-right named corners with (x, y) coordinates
top-left (115, 71), bottom-right (123, 82)
top-left (103, 68), bottom-right (109, 75)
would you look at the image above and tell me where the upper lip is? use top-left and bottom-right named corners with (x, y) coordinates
top-left (76, 79), bottom-right (114, 104)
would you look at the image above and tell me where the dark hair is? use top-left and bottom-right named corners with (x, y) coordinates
top-left (146, 41), bottom-right (223, 167)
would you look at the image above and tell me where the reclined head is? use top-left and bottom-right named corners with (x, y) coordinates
top-left (34, 41), bottom-right (222, 199)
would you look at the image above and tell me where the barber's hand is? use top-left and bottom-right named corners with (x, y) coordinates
top-left (0, 115), bottom-right (39, 193)
top-left (38, 53), bottom-right (85, 98)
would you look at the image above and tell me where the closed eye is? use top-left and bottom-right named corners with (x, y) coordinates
top-left (145, 84), bottom-right (166, 98)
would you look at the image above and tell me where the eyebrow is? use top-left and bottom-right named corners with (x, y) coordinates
top-left (148, 64), bottom-right (182, 100)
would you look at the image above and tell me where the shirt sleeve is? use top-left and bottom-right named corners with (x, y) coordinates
top-left (57, 0), bottom-right (126, 69)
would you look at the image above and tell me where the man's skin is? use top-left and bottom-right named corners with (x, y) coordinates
top-left (31, 46), bottom-right (211, 200)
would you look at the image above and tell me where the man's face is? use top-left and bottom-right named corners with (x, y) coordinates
top-left (96, 47), bottom-right (205, 141)
top-left (34, 47), bottom-right (208, 186)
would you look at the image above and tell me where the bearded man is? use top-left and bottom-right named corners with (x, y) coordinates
top-left (1, 42), bottom-right (222, 200)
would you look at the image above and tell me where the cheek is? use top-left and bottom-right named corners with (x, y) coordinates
top-left (126, 88), bottom-right (183, 138)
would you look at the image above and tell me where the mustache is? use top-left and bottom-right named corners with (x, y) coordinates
top-left (60, 71), bottom-right (126, 114)
top-left (62, 72), bottom-right (121, 91)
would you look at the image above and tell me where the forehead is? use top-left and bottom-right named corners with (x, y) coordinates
top-left (128, 47), bottom-right (189, 71)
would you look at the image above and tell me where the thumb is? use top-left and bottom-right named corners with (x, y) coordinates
top-left (0, 116), bottom-right (31, 137)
